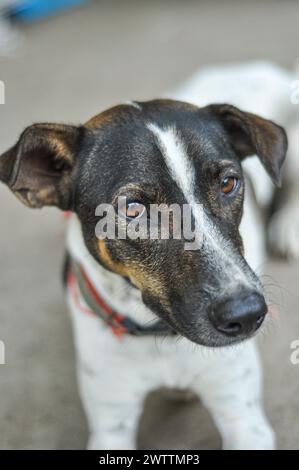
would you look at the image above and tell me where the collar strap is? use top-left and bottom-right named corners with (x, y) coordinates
top-left (67, 258), bottom-right (176, 338)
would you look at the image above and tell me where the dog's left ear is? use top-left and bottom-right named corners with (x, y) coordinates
top-left (205, 104), bottom-right (288, 186)
top-left (0, 123), bottom-right (84, 209)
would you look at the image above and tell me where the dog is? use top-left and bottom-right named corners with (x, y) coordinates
top-left (0, 61), bottom-right (298, 450)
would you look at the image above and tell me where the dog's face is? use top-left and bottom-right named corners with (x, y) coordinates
top-left (0, 100), bottom-right (287, 347)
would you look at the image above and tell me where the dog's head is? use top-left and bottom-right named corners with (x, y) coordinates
top-left (0, 100), bottom-right (287, 347)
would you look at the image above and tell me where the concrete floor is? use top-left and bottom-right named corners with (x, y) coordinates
top-left (0, 0), bottom-right (299, 449)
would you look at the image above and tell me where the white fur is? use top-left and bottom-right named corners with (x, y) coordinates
top-left (125, 100), bottom-right (142, 111)
top-left (66, 60), bottom-right (299, 449)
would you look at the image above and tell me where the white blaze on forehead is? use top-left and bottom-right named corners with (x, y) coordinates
top-left (147, 123), bottom-right (257, 290)
top-left (147, 123), bottom-right (196, 200)
top-left (125, 100), bottom-right (142, 110)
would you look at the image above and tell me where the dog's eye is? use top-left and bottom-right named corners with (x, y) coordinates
top-left (220, 176), bottom-right (239, 195)
top-left (122, 201), bottom-right (146, 219)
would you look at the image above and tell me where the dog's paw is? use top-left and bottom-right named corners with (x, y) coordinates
top-left (87, 431), bottom-right (136, 450)
top-left (268, 203), bottom-right (299, 259)
top-left (222, 424), bottom-right (276, 450)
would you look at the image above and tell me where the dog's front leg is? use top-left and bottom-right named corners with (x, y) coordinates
top-left (76, 350), bottom-right (150, 450)
top-left (68, 296), bottom-right (153, 450)
top-left (79, 378), bottom-right (145, 450)
top-left (192, 341), bottom-right (275, 450)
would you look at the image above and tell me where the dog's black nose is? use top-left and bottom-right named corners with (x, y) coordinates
top-left (209, 292), bottom-right (267, 337)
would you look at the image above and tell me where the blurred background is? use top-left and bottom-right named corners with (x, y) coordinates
top-left (0, 0), bottom-right (299, 450)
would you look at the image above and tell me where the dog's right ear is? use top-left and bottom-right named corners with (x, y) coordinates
top-left (0, 123), bottom-right (84, 210)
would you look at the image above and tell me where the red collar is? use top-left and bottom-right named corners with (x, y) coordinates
top-left (68, 264), bottom-right (127, 337)
top-left (67, 258), bottom-right (176, 338)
